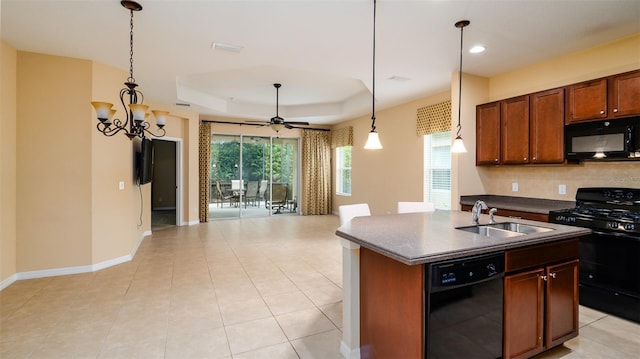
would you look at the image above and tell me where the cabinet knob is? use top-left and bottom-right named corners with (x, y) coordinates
top-left (613, 108), bottom-right (619, 113)
top-left (600, 110), bottom-right (605, 114)
top-left (533, 157), bottom-right (537, 160)
top-left (550, 272), bottom-right (557, 279)
top-left (494, 158), bottom-right (499, 162)
top-left (524, 157), bottom-right (527, 161)
top-left (540, 275), bottom-right (548, 281)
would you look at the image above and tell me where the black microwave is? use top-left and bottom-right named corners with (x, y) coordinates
top-left (565, 117), bottom-right (640, 161)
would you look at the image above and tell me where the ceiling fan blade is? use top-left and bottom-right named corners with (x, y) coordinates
top-left (245, 120), bottom-right (270, 124)
top-left (284, 121), bottom-right (310, 126)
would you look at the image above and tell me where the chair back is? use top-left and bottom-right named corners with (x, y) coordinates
top-left (246, 181), bottom-right (259, 196)
top-left (231, 180), bottom-right (244, 190)
top-left (397, 201), bottom-right (435, 214)
top-left (258, 180), bottom-right (268, 196)
top-left (271, 183), bottom-right (288, 203)
top-left (338, 203), bottom-right (371, 226)
top-left (215, 181), bottom-right (224, 196)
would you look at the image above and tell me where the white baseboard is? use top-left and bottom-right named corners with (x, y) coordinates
top-left (2, 232), bottom-right (147, 291)
top-left (186, 220), bottom-right (200, 226)
top-left (0, 273), bottom-right (17, 291)
top-left (340, 341), bottom-right (361, 359)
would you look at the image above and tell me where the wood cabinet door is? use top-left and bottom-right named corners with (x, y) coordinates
top-left (504, 268), bottom-right (545, 359)
top-left (501, 96), bottom-right (530, 164)
top-left (545, 259), bottom-right (579, 349)
top-left (476, 101), bottom-right (501, 165)
top-left (610, 70), bottom-right (640, 118)
top-left (566, 78), bottom-right (608, 123)
top-left (530, 88), bottom-right (565, 164)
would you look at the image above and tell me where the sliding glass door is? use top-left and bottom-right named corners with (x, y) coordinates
top-left (210, 134), bottom-right (299, 220)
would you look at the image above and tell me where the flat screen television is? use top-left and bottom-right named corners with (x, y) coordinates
top-left (137, 138), bottom-right (154, 185)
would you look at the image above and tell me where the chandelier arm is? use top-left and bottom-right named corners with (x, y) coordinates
top-left (119, 88), bottom-right (131, 129)
top-left (97, 121), bottom-right (127, 137)
top-left (143, 126), bottom-right (166, 139)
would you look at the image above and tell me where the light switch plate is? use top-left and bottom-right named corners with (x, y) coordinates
top-left (559, 184), bottom-right (566, 195)
top-left (512, 182), bottom-right (519, 192)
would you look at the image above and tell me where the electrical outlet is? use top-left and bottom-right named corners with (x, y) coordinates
top-left (559, 184), bottom-right (567, 195)
top-left (512, 182), bottom-right (519, 192)
top-left (119, 181), bottom-right (125, 190)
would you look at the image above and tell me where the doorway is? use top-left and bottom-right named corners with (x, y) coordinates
top-left (210, 134), bottom-right (300, 220)
top-left (151, 138), bottom-right (181, 230)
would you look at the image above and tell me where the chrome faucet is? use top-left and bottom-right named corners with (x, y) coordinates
top-left (472, 200), bottom-right (488, 224)
top-left (489, 208), bottom-right (498, 224)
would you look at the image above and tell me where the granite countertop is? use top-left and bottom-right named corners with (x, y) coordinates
top-left (335, 210), bottom-right (590, 265)
top-left (460, 195), bottom-right (575, 214)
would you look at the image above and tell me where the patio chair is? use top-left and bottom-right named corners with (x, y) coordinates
top-left (215, 181), bottom-right (237, 207)
top-left (267, 183), bottom-right (288, 214)
top-left (244, 181), bottom-right (259, 207)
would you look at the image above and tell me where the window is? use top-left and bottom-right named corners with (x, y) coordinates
top-left (336, 146), bottom-right (352, 195)
top-left (423, 132), bottom-right (451, 209)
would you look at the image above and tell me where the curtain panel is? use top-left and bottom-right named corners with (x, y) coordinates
top-left (301, 129), bottom-right (332, 215)
top-left (198, 122), bottom-right (211, 222)
top-left (417, 100), bottom-right (452, 135)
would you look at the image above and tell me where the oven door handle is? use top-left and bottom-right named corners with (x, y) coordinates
top-left (590, 229), bottom-right (640, 241)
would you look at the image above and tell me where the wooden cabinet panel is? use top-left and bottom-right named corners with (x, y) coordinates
top-left (530, 88), bottom-right (565, 164)
top-left (567, 78), bottom-right (608, 124)
top-left (504, 268), bottom-right (545, 359)
top-left (360, 247), bottom-right (424, 359)
top-left (476, 101), bottom-right (501, 165)
top-left (504, 240), bottom-right (579, 359)
top-left (501, 96), bottom-right (530, 164)
top-left (545, 259), bottom-right (579, 348)
top-left (610, 70), bottom-right (640, 118)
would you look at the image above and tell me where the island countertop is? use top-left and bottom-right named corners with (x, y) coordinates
top-left (335, 210), bottom-right (591, 265)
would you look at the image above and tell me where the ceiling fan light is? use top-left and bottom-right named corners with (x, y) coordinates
top-left (270, 123), bottom-right (285, 132)
top-left (364, 131), bottom-right (383, 150)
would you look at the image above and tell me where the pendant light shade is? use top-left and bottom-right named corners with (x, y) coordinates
top-left (364, 132), bottom-right (383, 149)
top-left (364, 0), bottom-right (382, 150)
top-left (452, 20), bottom-right (469, 153)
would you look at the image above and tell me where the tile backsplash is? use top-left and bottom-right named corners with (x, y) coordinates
top-left (483, 161), bottom-right (640, 200)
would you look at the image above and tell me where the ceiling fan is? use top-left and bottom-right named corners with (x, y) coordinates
top-left (246, 83), bottom-right (310, 132)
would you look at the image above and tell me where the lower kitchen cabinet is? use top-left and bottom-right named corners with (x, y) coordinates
top-left (504, 240), bottom-right (579, 359)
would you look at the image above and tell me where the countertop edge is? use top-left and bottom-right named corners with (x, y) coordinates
top-left (336, 228), bottom-right (591, 265)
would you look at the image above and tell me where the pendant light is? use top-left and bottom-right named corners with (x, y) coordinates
top-left (451, 20), bottom-right (469, 153)
top-left (364, 0), bottom-right (382, 150)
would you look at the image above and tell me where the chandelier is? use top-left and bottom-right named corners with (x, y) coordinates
top-left (91, 0), bottom-right (167, 140)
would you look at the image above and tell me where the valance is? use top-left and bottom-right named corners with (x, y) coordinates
top-left (417, 100), bottom-right (452, 135)
top-left (331, 126), bottom-right (353, 148)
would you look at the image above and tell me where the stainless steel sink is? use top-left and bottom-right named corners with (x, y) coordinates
top-left (456, 222), bottom-right (554, 238)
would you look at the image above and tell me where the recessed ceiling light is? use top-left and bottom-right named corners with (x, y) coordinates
top-left (469, 45), bottom-right (486, 54)
top-left (212, 42), bottom-right (243, 53)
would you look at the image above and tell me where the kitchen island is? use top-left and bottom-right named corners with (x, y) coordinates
top-left (335, 210), bottom-right (591, 359)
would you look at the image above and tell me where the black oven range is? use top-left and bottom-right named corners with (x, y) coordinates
top-left (549, 187), bottom-right (640, 323)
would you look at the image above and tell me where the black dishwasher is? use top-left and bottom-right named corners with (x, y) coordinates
top-left (427, 252), bottom-right (504, 359)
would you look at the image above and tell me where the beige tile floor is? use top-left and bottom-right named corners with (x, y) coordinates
top-left (1, 215), bottom-right (638, 358)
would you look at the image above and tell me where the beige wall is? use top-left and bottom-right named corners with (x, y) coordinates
top-left (0, 48), bottom-right (199, 284)
top-left (1, 40), bottom-right (18, 283)
top-left (17, 51), bottom-right (94, 271)
top-left (332, 92), bottom-right (450, 216)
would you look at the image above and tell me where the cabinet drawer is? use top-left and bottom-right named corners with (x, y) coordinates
top-left (505, 239), bottom-right (578, 273)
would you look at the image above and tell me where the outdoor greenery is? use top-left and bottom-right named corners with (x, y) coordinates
top-left (211, 137), bottom-right (296, 185)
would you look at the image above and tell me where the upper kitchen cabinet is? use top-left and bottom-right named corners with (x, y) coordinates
top-left (566, 78), bottom-right (608, 124)
top-left (476, 101), bottom-right (502, 165)
top-left (501, 96), bottom-right (530, 164)
top-left (610, 69), bottom-right (640, 118)
top-left (530, 88), bottom-right (565, 164)
top-left (566, 69), bottom-right (640, 124)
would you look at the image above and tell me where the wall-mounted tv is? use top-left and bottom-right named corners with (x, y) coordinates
top-left (137, 138), bottom-right (154, 185)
